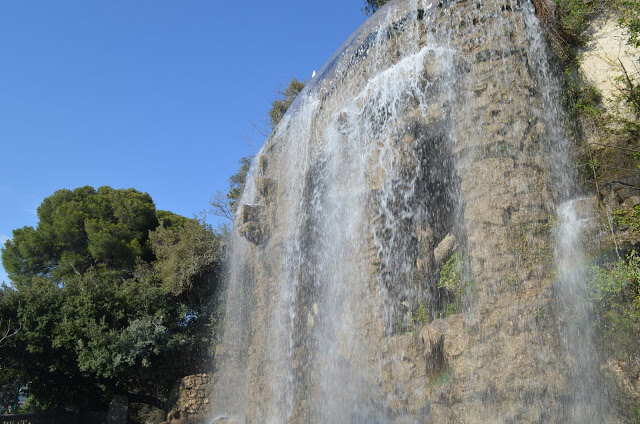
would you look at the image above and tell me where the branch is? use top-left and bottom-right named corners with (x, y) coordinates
top-left (209, 191), bottom-right (234, 222)
top-left (0, 320), bottom-right (20, 347)
top-left (618, 58), bottom-right (640, 113)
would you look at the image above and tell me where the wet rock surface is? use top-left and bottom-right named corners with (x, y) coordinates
top-left (210, 0), bottom-right (626, 422)
top-left (163, 374), bottom-right (212, 424)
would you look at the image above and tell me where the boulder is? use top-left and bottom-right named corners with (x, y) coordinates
top-left (434, 233), bottom-right (457, 266)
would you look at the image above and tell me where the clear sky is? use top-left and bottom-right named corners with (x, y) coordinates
top-left (0, 1), bottom-right (367, 284)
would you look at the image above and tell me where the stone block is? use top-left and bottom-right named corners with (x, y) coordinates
top-left (434, 233), bottom-right (456, 266)
top-left (255, 177), bottom-right (277, 203)
top-left (239, 221), bottom-right (269, 245)
top-left (241, 204), bottom-right (265, 224)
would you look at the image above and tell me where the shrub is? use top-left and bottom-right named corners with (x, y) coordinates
top-left (613, 206), bottom-right (640, 232)
top-left (554, 0), bottom-right (596, 49)
top-left (269, 78), bottom-right (305, 129)
top-left (439, 253), bottom-right (463, 296)
top-left (618, 0), bottom-right (640, 48)
top-left (589, 251), bottom-right (640, 336)
top-left (438, 252), bottom-right (465, 316)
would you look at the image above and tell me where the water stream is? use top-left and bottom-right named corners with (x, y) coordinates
top-left (211, 0), bottom-right (614, 422)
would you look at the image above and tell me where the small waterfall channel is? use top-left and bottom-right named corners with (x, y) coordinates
top-left (211, 0), bottom-right (617, 422)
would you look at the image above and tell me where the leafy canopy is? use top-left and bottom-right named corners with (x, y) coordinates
top-left (0, 186), bottom-right (223, 412)
top-left (269, 78), bottom-right (305, 129)
top-left (3, 186), bottom-right (158, 284)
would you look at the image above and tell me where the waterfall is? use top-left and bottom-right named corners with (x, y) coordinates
top-left (211, 0), bottom-right (619, 422)
top-left (556, 200), bottom-right (608, 423)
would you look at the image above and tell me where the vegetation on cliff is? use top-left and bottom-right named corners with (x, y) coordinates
top-left (210, 156), bottom-right (253, 222)
top-left (211, 77), bottom-right (305, 224)
top-left (269, 78), bottom-right (305, 129)
top-left (0, 186), bottom-right (224, 414)
top-left (590, 251), bottom-right (640, 339)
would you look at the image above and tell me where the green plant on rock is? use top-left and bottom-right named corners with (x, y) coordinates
top-left (410, 298), bottom-right (428, 328)
top-left (613, 205), bottom-right (640, 232)
top-left (439, 253), bottom-right (462, 292)
top-left (588, 251), bottom-right (640, 421)
top-left (589, 251), bottom-right (640, 336)
top-left (554, 0), bottom-right (598, 53)
top-left (601, 1), bottom-right (640, 141)
top-left (438, 252), bottom-right (465, 316)
top-left (429, 368), bottom-right (452, 388)
top-left (563, 61), bottom-right (606, 120)
top-left (634, 151), bottom-right (640, 170)
top-left (269, 78), bottom-right (305, 129)
top-left (612, 65), bottom-right (640, 139)
top-left (618, 0), bottom-right (640, 48)
top-left (579, 147), bottom-right (602, 181)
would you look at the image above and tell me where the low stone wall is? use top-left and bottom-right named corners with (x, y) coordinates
top-left (0, 412), bottom-right (105, 424)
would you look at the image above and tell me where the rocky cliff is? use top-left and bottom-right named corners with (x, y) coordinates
top-left (209, 0), bottom-right (635, 422)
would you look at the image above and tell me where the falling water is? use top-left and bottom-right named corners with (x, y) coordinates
top-left (211, 0), bottom-right (619, 422)
top-left (523, 6), bottom-right (613, 422)
top-left (556, 200), bottom-right (608, 423)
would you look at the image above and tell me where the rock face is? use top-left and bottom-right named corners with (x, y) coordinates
top-left (210, 0), bottom-right (624, 423)
top-left (164, 374), bottom-right (212, 424)
top-left (581, 13), bottom-right (639, 113)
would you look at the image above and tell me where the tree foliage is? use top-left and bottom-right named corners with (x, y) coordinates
top-left (590, 251), bottom-right (640, 337)
top-left (269, 78), bottom-right (305, 129)
top-left (150, 217), bottom-right (222, 298)
top-left (0, 186), bottom-right (223, 412)
top-left (2, 186), bottom-right (158, 284)
top-left (619, 0), bottom-right (640, 48)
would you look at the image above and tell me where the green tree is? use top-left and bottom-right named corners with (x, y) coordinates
top-left (0, 288), bottom-right (21, 413)
top-left (0, 186), bottom-right (223, 413)
top-left (2, 186), bottom-right (158, 284)
top-left (363, 0), bottom-right (389, 15)
top-left (269, 78), bottom-right (305, 129)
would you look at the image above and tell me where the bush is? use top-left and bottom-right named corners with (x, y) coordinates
top-left (618, 0), bottom-right (640, 48)
top-left (269, 78), bottom-right (305, 129)
top-left (554, 0), bottom-right (596, 50)
top-left (589, 251), bottom-right (640, 336)
top-left (439, 253), bottom-right (463, 296)
top-left (437, 252), bottom-right (465, 316)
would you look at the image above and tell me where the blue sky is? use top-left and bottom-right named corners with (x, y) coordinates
top-left (0, 1), bottom-right (367, 284)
